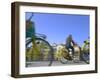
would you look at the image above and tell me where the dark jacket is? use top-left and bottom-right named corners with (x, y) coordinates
top-left (66, 35), bottom-right (75, 48)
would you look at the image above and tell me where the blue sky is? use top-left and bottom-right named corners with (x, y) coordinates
top-left (26, 12), bottom-right (89, 46)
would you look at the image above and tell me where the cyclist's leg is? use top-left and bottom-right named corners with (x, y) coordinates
top-left (31, 36), bottom-right (41, 60)
top-left (66, 46), bottom-right (74, 54)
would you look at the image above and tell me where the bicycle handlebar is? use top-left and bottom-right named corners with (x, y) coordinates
top-left (35, 33), bottom-right (47, 39)
top-left (26, 31), bottom-right (47, 39)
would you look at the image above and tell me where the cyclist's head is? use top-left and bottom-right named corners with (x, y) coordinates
top-left (84, 40), bottom-right (89, 44)
top-left (69, 34), bottom-right (72, 39)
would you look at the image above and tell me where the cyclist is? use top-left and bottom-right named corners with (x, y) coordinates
top-left (81, 39), bottom-right (89, 54)
top-left (26, 13), bottom-right (41, 60)
top-left (81, 38), bottom-right (90, 63)
top-left (26, 13), bottom-right (37, 45)
top-left (65, 34), bottom-right (75, 55)
top-left (26, 18), bottom-right (35, 39)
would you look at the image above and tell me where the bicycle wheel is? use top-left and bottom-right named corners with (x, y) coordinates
top-left (26, 38), bottom-right (53, 67)
top-left (80, 51), bottom-right (89, 64)
top-left (81, 41), bottom-right (90, 64)
top-left (60, 48), bottom-right (72, 64)
top-left (60, 56), bottom-right (68, 64)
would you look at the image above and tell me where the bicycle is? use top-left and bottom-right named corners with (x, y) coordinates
top-left (55, 43), bottom-right (81, 64)
top-left (26, 13), bottom-right (53, 67)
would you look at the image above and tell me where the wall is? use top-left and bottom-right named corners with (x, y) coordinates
top-left (0, 0), bottom-right (100, 80)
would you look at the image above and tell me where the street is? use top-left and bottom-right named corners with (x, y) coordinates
top-left (26, 60), bottom-right (87, 67)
